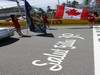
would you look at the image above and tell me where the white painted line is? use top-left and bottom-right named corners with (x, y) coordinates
top-left (93, 26), bottom-right (100, 75)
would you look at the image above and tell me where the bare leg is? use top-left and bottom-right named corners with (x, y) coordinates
top-left (16, 29), bottom-right (24, 37)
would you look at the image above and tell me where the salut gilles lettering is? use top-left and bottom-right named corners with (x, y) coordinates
top-left (32, 33), bottom-right (84, 71)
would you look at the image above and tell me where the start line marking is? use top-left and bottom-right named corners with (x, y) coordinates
top-left (93, 26), bottom-right (100, 75)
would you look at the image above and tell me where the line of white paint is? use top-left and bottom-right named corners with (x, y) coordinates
top-left (93, 26), bottom-right (100, 75)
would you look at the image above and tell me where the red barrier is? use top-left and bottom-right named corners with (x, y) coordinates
top-left (54, 5), bottom-right (65, 19)
top-left (81, 7), bottom-right (89, 20)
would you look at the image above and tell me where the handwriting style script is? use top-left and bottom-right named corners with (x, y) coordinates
top-left (32, 33), bottom-right (84, 71)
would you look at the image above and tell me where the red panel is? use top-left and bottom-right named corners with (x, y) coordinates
top-left (54, 5), bottom-right (64, 19)
top-left (81, 7), bottom-right (89, 20)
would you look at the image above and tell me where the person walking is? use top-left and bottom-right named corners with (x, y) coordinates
top-left (42, 13), bottom-right (49, 29)
top-left (88, 13), bottom-right (96, 28)
top-left (10, 15), bottom-right (25, 37)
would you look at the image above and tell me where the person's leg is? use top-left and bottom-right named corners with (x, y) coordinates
top-left (47, 21), bottom-right (50, 28)
top-left (47, 22), bottom-right (50, 28)
top-left (89, 20), bottom-right (93, 28)
top-left (90, 22), bottom-right (94, 28)
top-left (88, 21), bottom-right (91, 28)
top-left (91, 20), bottom-right (95, 28)
top-left (16, 29), bottom-right (24, 37)
top-left (42, 24), bottom-right (47, 34)
top-left (92, 22), bottom-right (94, 28)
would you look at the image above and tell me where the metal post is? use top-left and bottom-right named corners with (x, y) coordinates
top-left (23, 0), bottom-right (29, 34)
top-left (66, 0), bottom-right (68, 4)
top-left (58, 0), bottom-right (60, 5)
top-left (15, 0), bottom-right (24, 17)
top-left (95, 0), bottom-right (97, 10)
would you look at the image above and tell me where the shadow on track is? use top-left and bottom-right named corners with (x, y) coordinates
top-left (0, 37), bottom-right (19, 47)
top-left (19, 35), bottom-right (32, 38)
top-left (36, 33), bottom-right (54, 38)
top-left (48, 28), bottom-right (57, 30)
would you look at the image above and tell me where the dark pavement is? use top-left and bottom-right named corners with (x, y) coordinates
top-left (0, 26), bottom-right (94, 75)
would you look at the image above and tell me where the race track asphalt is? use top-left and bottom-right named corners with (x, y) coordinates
top-left (0, 26), bottom-right (94, 75)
